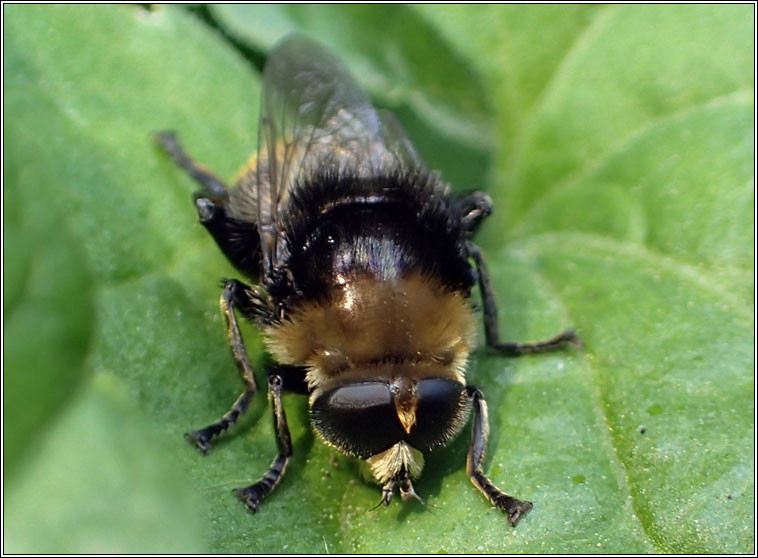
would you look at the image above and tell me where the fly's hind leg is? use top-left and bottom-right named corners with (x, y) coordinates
top-left (467, 242), bottom-right (580, 355)
top-left (234, 374), bottom-right (292, 513)
top-left (154, 130), bottom-right (229, 201)
top-left (154, 131), bottom-right (261, 277)
top-left (467, 387), bottom-right (533, 526)
top-left (186, 279), bottom-right (274, 453)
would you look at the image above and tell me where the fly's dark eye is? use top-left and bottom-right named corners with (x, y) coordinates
top-left (329, 383), bottom-right (389, 410)
top-left (311, 382), bottom-right (404, 458)
top-left (407, 378), bottom-right (469, 452)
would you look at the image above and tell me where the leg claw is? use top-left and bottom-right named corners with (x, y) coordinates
top-left (185, 430), bottom-right (211, 454)
top-left (234, 486), bottom-right (263, 514)
top-left (496, 496), bottom-right (533, 527)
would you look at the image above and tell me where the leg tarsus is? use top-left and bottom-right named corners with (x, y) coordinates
top-left (467, 241), bottom-right (580, 356)
top-left (491, 328), bottom-right (582, 356)
top-left (234, 454), bottom-right (289, 514)
top-left (372, 471), bottom-right (424, 509)
top-left (185, 388), bottom-right (255, 453)
top-left (466, 387), bottom-right (533, 527)
top-left (399, 478), bottom-right (425, 504)
top-left (234, 484), bottom-right (265, 514)
top-left (492, 492), bottom-right (533, 526)
top-left (372, 481), bottom-right (396, 510)
top-left (234, 375), bottom-right (292, 513)
top-left (185, 280), bottom-right (258, 454)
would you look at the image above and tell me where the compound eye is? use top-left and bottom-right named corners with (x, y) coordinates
top-left (311, 382), bottom-right (404, 459)
top-left (407, 378), bottom-right (469, 452)
top-left (329, 382), bottom-right (391, 410)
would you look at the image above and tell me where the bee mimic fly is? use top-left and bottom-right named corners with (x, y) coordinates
top-left (155, 34), bottom-right (578, 527)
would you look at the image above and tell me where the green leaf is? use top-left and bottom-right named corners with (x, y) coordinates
top-left (3, 4), bottom-right (254, 552)
top-left (3, 137), bottom-right (94, 474)
top-left (3, 4), bottom-right (753, 554)
top-left (502, 4), bottom-right (754, 225)
top-left (411, 4), bottom-right (603, 140)
top-left (3, 374), bottom-right (206, 553)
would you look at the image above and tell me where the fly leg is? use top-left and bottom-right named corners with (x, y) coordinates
top-left (186, 279), bottom-right (266, 453)
top-left (153, 130), bottom-right (229, 201)
top-left (454, 191), bottom-right (494, 236)
top-left (467, 242), bottom-right (580, 355)
top-left (154, 131), bottom-right (261, 277)
top-left (234, 374), bottom-right (292, 513)
top-left (467, 387), bottom-right (533, 526)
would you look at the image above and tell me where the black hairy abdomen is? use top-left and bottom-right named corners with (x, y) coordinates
top-left (277, 171), bottom-right (475, 302)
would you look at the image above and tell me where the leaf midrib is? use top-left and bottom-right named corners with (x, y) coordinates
top-left (509, 244), bottom-right (659, 553)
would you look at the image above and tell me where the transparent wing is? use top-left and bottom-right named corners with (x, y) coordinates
top-left (254, 35), bottom-right (425, 276)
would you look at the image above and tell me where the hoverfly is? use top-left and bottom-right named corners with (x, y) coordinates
top-left (155, 34), bottom-right (578, 526)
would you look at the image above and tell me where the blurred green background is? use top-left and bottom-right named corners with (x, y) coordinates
top-left (3, 4), bottom-right (754, 553)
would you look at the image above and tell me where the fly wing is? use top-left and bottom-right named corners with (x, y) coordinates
top-left (376, 109), bottom-right (424, 170)
top-left (253, 35), bottom-right (426, 277)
